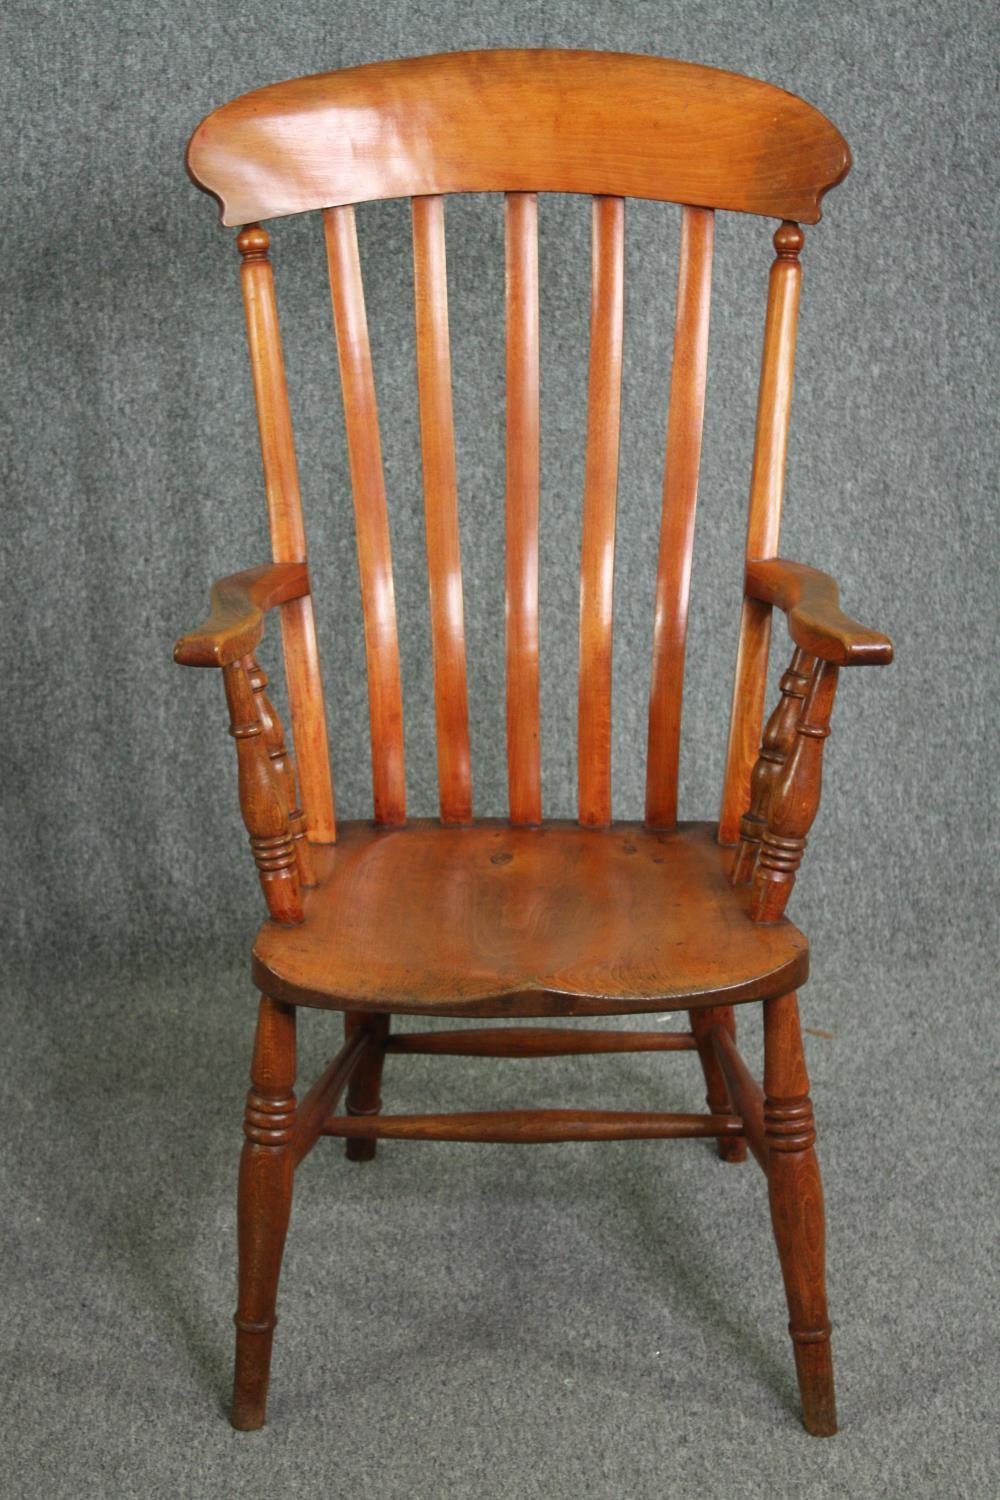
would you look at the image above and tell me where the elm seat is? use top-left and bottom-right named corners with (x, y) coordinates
top-left (252, 821), bottom-right (809, 1016)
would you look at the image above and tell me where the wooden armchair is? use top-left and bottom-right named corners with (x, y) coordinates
top-left (175, 50), bottom-right (892, 1437)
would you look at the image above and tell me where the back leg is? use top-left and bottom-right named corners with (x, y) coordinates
top-left (689, 1005), bottom-right (748, 1162)
top-left (344, 1012), bottom-right (390, 1162)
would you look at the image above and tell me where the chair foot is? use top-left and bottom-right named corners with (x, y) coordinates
top-left (689, 1006), bottom-right (747, 1162)
top-left (231, 995), bottom-right (296, 1432)
top-left (792, 1333), bottom-right (838, 1436)
top-left (763, 993), bottom-right (838, 1437)
top-left (343, 1013), bottom-right (389, 1163)
top-left (345, 1128), bottom-right (377, 1163)
top-left (231, 1319), bottom-right (276, 1430)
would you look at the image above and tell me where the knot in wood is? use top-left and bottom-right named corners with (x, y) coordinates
top-left (773, 221), bottom-right (805, 259)
top-left (237, 224), bottom-right (270, 260)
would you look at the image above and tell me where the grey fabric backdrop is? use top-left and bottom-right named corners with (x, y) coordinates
top-left (3, 3), bottom-right (997, 1498)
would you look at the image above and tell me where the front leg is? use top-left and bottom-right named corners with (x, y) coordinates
top-left (763, 992), bottom-right (836, 1436)
top-left (232, 994), bottom-right (297, 1431)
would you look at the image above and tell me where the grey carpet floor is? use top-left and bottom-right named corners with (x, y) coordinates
top-left (4, 943), bottom-right (997, 1500)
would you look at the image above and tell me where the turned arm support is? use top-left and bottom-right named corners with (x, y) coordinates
top-left (174, 562), bottom-right (314, 923)
top-left (733, 563), bottom-right (893, 919)
top-left (173, 562), bottom-right (310, 668)
top-left (745, 559), bottom-right (892, 667)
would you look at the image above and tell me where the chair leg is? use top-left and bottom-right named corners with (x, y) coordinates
top-left (343, 1012), bottom-right (390, 1162)
top-left (689, 1005), bottom-right (748, 1162)
top-left (231, 994), bottom-right (297, 1431)
top-left (763, 992), bottom-right (837, 1437)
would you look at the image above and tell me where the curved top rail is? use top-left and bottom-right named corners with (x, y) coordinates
top-left (187, 49), bottom-right (851, 226)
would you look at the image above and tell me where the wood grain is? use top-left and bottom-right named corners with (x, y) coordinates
top-left (246, 655), bottom-right (315, 888)
top-left (731, 646), bottom-right (814, 886)
top-left (707, 1021), bottom-right (767, 1167)
top-left (237, 226), bottom-right (336, 842)
top-left (751, 661), bottom-right (839, 923)
top-left (577, 196), bottom-right (625, 827)
top-left (386, 1027), bottom-right (697, 1056)
top-left (174, 561), bottom-right (308, 668)
top-left (321, 1109), bottom-right (745, 1144)
top-left (689, 1004), bottom-right (748, 1162)
top-left (412, 194), bottom-right (473, 823)
top-left (323, 205), bottom-right (406, 826)
top-left (505, 192), bottom-right (542, 825)
top-left (746, 558), bottom-right (894, 665)
top-left (763, 992), bottom-right (837, 1436)
top-left (232, 994), bottom-right (296, 1431)
top-left (251, 820), bottom-right (809, 1016)
top-left (188, 50), bottom-right (850, 226)
top-left (645, 205), bottom-right (714, 829)
top-left (175, 49), bottom-right (896, 1443)
top-left (222, 660), bottom-right (303, 926)
top-left (719, 222), bottom-right (804, 843)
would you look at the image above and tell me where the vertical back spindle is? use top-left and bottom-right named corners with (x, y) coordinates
top-left (644, 206), bottom-right (715, 829)
top-left (719, 221), bottom-right (804, 843)
top-left (577, 196), bottom-right (625, 827)
top-left (505, 192), bottom-right (542, 825)
top-left (323, 206), bottom-right (406, 827)
top-left (412, 195), bottom-right (472, 824)
top-left (237, 225), bottom-right (336, 843)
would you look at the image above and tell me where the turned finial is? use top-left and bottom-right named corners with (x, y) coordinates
top-left (237, 224), bottom-right (270, 261)
top-left (773, 221), bottom-right (804, 259)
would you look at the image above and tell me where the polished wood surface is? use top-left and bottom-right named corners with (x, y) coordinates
top-left (173, 561), bottom-right (308, 668)
top-left (232, 995), bottom-right (297, 1430)
top-left (252, 821), bottom-right (808, 1016)
top-left (412, 194), bottom-right (473, 824)
top-left (385, 1027), bottom-right (697, 1056)
top-left (746, 558), bottom-right (894, 665)
top-left (689, 1005), bottom-right (748, 1163)
top-left (321, 1109), bottom-right (745, 1144)
top-left (504, 192), bottom-right (542, 825)
top-left (324, 205), bottom-right (406, 826)
top-left (174, 48), bottom-right (894, 1439)
top-left (731, 646), bottom-right (814, 886)
top-left (188, 50), bottom-right (850, 225)
top-left (223, 660), bottom-right (303, 926)
top-left (246, 655), bottom-right (315, 889)
top-left (751, 660), bottom-right (839, 923)
top-left (708, 1020), bottom-right (767, 1168)
top-left (291, 1029), bottom-right (367, 1167)
top-left (342, 1011), bottom-right (391, 1162)
top-left (763, 993), bottom-right (836, 1436)
top-left (577, 195), bottom-right (625, 827)
top-left (719, 221), bottom-right (805, 844)
top-left (237, 227), bottom-right (336, 842)
top-left (645, 205), bottom-right (715, 830)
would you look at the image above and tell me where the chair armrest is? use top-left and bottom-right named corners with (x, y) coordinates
top-left (173, 562), bottom-right (309, 667)
top-left (745, 558), bottom-right (893, 666)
